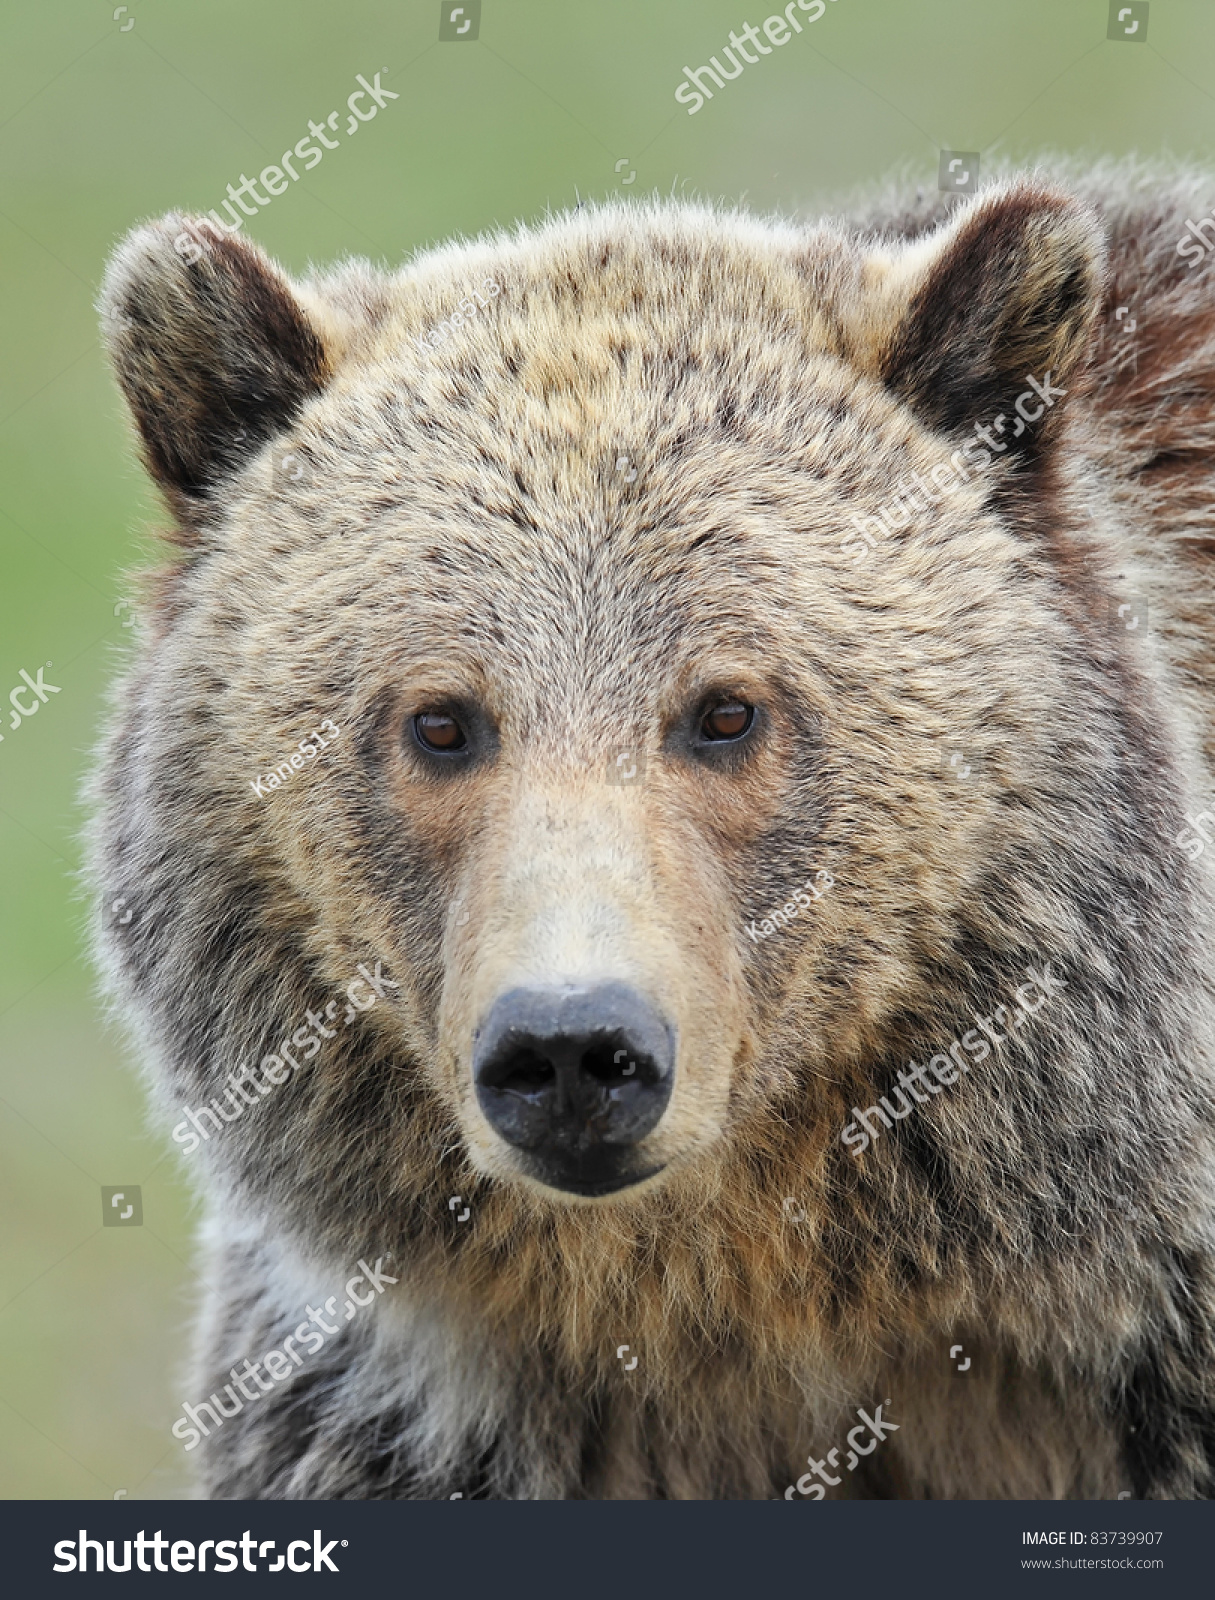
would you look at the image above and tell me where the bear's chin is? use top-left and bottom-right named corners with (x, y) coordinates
top-left (515, 1158), bottom-right (669, 1202)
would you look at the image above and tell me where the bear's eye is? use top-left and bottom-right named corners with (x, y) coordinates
top-left (413, 712), bottom-right (467, 753)
top-left (700, 701), bottom-right (754, 742)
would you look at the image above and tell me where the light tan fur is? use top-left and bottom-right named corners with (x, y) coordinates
top-left (90, 162), bottom-right (1215, 1497)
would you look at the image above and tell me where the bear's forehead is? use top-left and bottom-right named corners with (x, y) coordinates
top-left (225, 439), bottom-right (807, 716)
top-left (250, 213), bottom-right (883, 567)
top-left (377, 204), bottom-right (852, 367)
top-left (212, 211), bottom-right (901, 702)
top-left (303, 207), bottom-right (865, 488)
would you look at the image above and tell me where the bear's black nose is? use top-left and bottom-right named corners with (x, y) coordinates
top-left (472, 983), bottom-right (674, 1195)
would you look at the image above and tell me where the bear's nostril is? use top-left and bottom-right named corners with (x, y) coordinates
top-left (581, 1042), bottom-right (649, 1086)
top-left (486, 1049), bottom-right (554, 1096)
top-left (480, 1039), bottom-right (657, 1100)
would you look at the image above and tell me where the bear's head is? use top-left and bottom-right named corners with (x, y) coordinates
top-left (99, 183), bottom-right (1163, 1318)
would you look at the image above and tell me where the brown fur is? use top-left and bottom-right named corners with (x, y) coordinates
top-left (90, 161), bottom-right (1215, 1498)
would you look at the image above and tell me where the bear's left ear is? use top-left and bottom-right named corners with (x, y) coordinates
top-left (848, 181), bottom-right (1106, 455)
top-left (100, 214), bottom-right (334, 531)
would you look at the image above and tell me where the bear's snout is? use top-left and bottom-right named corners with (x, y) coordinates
top-left (472, 982), bottom-right (674, 1197)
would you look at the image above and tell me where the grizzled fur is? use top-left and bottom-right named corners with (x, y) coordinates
top-left (90, 158), bottom-right (1215, 1498)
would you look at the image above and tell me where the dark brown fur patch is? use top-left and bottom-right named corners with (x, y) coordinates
top-left (880, 187), bottom-right (1104, 455)
top-left (101, 217), bottom-right (331, 531)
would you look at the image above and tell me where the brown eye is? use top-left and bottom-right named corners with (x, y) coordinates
top-left (701, 701), bottom-right (754, 742)
top-left (414, 712), bottom-right (467, 752)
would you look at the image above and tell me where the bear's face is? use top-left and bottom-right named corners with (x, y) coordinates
top-left (99, 189), bottom-right (1103, 1211)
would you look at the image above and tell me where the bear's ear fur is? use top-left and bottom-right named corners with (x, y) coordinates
top-left (850, 182), bottom-right (1106, 454)
top-left (100, 214), bottom-right (332, 528)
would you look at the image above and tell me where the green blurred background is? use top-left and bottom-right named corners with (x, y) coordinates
top-left (2, 0), bottom-right (1213, 1500)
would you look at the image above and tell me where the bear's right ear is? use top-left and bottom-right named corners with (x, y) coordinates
top-left (843, 181), bottom-right (1106, 460)
top-left (100, 215), bottom-right (333, 531)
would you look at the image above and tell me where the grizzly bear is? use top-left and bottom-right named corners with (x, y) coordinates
top-left (90, 159), bottom-right (1215, 1499)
